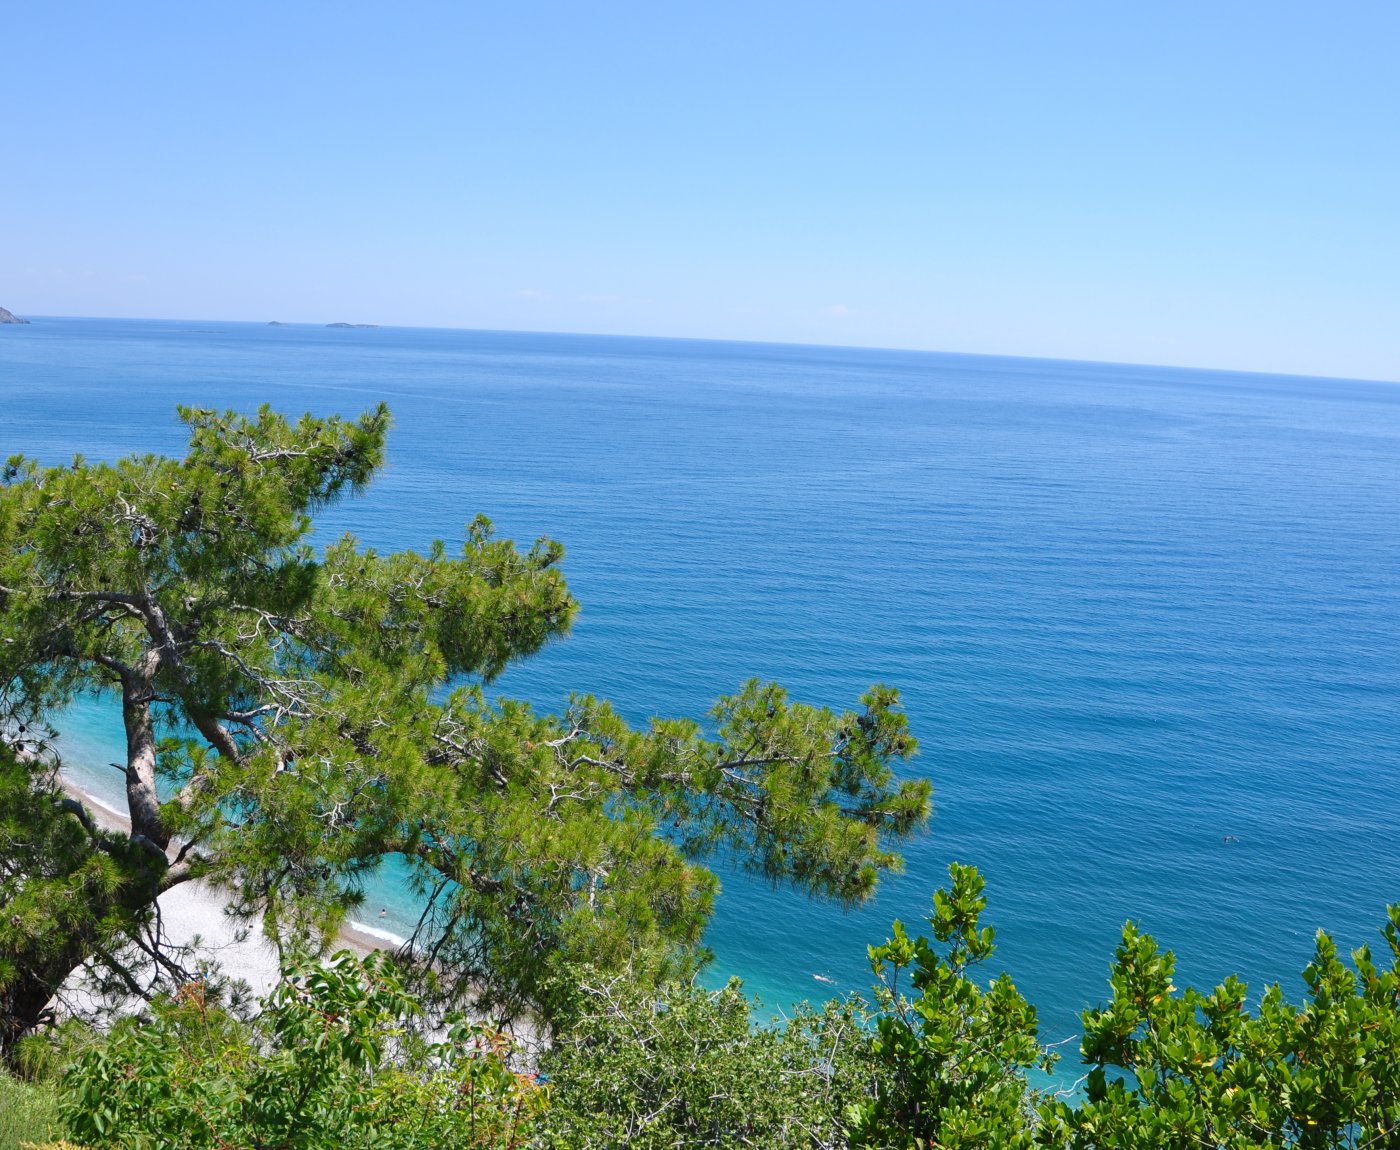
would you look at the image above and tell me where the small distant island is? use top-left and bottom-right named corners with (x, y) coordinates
top-left (268, 321), bottom-right (288, 327)
top-left (327, 322), bottom-right (379, 329)
top-left (0, 306), bottom-right (31, 325)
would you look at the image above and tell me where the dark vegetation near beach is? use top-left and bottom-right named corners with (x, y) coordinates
top-left (3, 406), bottom-right (1400, 1146)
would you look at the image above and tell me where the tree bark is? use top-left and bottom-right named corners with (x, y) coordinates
top-left (121, 653), bottom-right (168, 850)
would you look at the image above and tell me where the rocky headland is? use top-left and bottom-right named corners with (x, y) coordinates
top-left (0, 306), bottom-right (31, 324)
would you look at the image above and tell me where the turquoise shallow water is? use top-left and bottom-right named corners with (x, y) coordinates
top-left (4, 317), bottom-right (1400, 1056)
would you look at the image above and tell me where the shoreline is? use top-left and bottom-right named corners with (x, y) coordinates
top-left (58, 774), bottom-right (399, 996)
top-left (54, 772), bottom-right (545, 1055)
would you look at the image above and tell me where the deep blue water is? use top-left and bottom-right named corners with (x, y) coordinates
top-left (4, 317), bottom-right (1400, 1058)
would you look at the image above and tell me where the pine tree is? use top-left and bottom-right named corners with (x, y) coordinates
top-left (0, 405), bottom-right (930, 1052)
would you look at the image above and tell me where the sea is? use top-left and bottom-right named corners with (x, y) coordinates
top-left (4, 316), bottom-right (1399, 1063)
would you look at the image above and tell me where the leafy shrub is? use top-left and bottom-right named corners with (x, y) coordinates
top-left (44, 864), bottom-right (1400, 1149)
top-left (539, 971), bottom-right (876, 1148)
top-left (61, 951), bottom-right (541, 1149)
top-left (850, 862), bottom-right (1054, 1149)
top-left (848, 865), bottom-right (1400, 1147)
top-left (1041, 908), bottom-right (1400, 1147)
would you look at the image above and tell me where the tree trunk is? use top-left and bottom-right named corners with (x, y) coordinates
top-left (0, 781), bottom-right (182, 1063)
top-left (0, 943), bottom-right (94, 1060)
top-left (121, 658), bottom-right (169, 850)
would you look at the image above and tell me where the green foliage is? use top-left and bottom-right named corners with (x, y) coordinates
top-left (0, 1072), bottom-right (61, 1150)
top-left (0, 742), bottom-right (161, 1052)
top-left (851, 862), bottom-right (1053, 1149)
top-left (1041, 909), bottom-right (1400, 1148)
top-left (20, 403), bottom-right (1400, 1147)
top-left (848, 868), bottom-right (1400, 1148)
top-left (0, 404), bottom-right (931, 1045)
top-left (10, 1018), bottom-right (102, 1086)
top-left (539, 971), bottom-right (875, 1149)
top-left (395, 678), bottom-right (928, 1022)
top-left (30, 862), bottom-right (1400, 1149)
top-left (62, 951), bottom-right (541, 1150)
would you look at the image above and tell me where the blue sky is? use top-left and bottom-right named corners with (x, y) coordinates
top-left (4, 1), bottom-right (1398, 379)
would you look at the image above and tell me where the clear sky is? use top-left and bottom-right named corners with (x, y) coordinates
top-left (4, 2), bottom-right (1398, 380)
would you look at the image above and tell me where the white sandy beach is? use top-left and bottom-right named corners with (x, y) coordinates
top-left (51, 773), bottom-right (546, 1061)
top-left (59, 774), bottom-right (391, 1002)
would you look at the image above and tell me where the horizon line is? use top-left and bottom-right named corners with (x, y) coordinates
top-left (11, 311), bottom-right (1400, 391)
